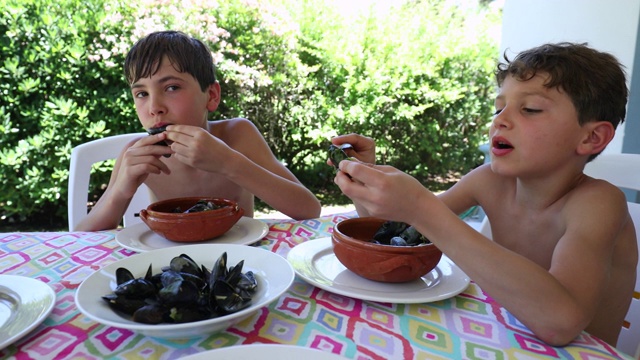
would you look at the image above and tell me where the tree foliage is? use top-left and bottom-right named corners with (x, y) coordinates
top-left (0, 0), bottom-right (500, 229)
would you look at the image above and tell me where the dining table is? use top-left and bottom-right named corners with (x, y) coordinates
top-left (0, 211), bottom-right (634, 360)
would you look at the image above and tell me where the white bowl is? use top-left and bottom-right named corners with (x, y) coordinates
top-left (75, 244), bottom-right (294, 339)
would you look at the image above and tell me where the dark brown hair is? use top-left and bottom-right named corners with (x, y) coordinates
top-left (496, 42), bottom-right (628, 128)
top-left (124, 30), bottom-right (216, 91)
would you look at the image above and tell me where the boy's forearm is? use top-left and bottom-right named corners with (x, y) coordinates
top-left (225, 153), bottom-right (321, 220)
top-left (74, 191), bottom-right (130, 231)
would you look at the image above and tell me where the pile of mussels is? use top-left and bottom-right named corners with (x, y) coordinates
top-left (102, 252), bottom-right (257, 324)
top-left (372, 221), bottom-right (432, 247)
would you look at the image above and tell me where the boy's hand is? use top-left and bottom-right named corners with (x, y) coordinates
top-left (114, 134), bottom-right (172, 198)
top-left (164, 125), bottom-right (234, 172)
top-left (335, 161), bottom-right (428, 225)
top-left (329, 133), bottom-right (376, 165)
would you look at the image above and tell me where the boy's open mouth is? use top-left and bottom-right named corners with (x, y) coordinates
top-left (492, 138), bottom-right (513, 150)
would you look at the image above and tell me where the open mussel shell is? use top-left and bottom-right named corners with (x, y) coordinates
top-left (328, 143), bottom-right (353, 169)
top-left (76, 243), bottom-right (296, 339)
top-left (101, 251), bottom-right (259, 325)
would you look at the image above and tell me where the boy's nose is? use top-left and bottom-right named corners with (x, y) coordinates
top-left (149, 97), bottom-right (167, 116)
top-left (492, 108), bottom-right (512, 129)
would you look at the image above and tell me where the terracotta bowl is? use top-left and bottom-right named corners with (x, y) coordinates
top-left (138, 197), bottom-right (244, 242)
top-left (332, 217), bottom-right (442, 283)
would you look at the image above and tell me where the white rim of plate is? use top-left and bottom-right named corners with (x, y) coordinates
top-left (287, 237), bottom-right (470, 303)
top-left (115, 217), bottom-right (269, 252)
top-left (0, 275), bottom-right (56, 350)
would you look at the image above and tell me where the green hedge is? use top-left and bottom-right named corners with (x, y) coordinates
top-left (0, 0), bottom-right (499, 229)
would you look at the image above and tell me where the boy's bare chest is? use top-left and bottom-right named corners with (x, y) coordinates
top-left (487, 212), bottom-right (563, 269)
top-left (145, 168), bottom-right (242, 201)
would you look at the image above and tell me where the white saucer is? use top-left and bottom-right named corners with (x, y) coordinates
top-left (116, 217), bottom-right (269, 252)
top-left (287, 237), bottom-right (470, 303)
top-left (179, 344), bottom-right (348, 359)
top-left (0, 275), bottom-right (56, 350)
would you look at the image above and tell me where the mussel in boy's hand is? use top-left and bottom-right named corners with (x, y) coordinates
top-left (147, 125), bottom-right (171, 156)
top-left (147, 124), bottom-right (169, 136)
top-left (328, 143), bottom-right (354, 170)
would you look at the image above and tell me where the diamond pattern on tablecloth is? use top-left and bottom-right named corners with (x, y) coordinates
top-left (364, 306), bottom-right (396, 329)
top-left (260, 314), bottom-right (306, 342)
top-left (289, 278), bottom-right (315, 297)
top-left (454, 296), bottom-right (490, 315)
top-left (316, 308), bottom-right (344, 331)
top-left (198, 333), bottom-right (241, 349)
top-left (94, 326), bottom-right (135, 351)
top-left (308, 332), bottom-right (349, 357)
top-left (463, 342), bottom-right (506, 360)
top-left (112, 338), bottom-right (170, 359)
top-left (37, 250), bottom-right (66, 266)
top-left (23, 327), bottom-right (86, 359)
top-left (407, 303), bottom-right (445, 323)
top-left (314, 289), bottom-right (358, 313)
top-left (406, 318), bottom-right (455, 353)
top-left (0, 252), bottom-right (30, 272)
top-left (275, 294), bottom-right (313, 319)
top-left (453, 313), bottom-right (498, 342)
top-left (51, 292), bottom-right (77, 321)
top-left (499, 306), bottom-right (530, 334)
top-left (514, 333), bottom-right (560, 357)
top-left (563, 345), bottom-right (627, 359)
top-left (1, 236), bottom-right (39, 251)
top-left (351, 318), bottom-right (413, 359)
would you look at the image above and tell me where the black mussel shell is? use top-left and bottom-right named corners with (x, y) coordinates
top-left (147, 125), bottom-right (168, 135)
top-left (328, 143), bottom-right (353, 169)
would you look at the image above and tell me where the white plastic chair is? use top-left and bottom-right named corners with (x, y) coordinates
top-left (584, 153), bottom-right (640, 358)
top-left (68, 133), bottom-right (151, 231)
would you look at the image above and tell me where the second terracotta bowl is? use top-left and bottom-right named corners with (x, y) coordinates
top-left (139, 197), bottom-right (244, 242)
top-left (332, 217), bottom-right (442, 283)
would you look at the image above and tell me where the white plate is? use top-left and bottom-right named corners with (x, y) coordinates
top-left (287, 237), bottom-right (470, 303)
top-left (180, 344), bottom-right (348, 360)
top-left (116, 217), bottom-right (269, 252)
top-left (0, 275), bottom-right (56, 350)
top-left (75, 244), bottom-right (294, 339)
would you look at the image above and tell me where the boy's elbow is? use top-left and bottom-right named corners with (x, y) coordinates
top-left (535, 329), bottom-right (579, 347)
top-left (531, 313), bottom-right (587, 347)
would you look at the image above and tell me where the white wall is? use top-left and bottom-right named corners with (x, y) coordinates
top-left (499, 0), bottom-right (640, 153)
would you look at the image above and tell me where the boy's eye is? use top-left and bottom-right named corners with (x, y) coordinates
top-left (523, 108), bottom-right (542, 113)
top-left (166, 85), bottom-right (179, 92)
top-left (134, 91), bottom-right (148, 99)
top-left (493, 108), bottom-right (503, 116)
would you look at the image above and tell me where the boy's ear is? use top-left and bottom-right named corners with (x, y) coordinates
top-left (577, 121), bottom-right (615, 156)
top-left (206, 82), bottom-right (221, 111)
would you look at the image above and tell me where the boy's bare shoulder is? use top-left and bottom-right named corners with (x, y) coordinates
top-left (208, 117), bottom-right (254, 129)
top-left (562, 175), bottom-right (628, 225)
top-left (208, 118), bottom-right (260, 140)
top-left (570, 175), bottom-right (626, 205)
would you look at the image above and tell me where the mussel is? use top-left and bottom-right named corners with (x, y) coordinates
top-left (328, 143), bottom-right (354, 170)
top-left (101, 252), bottom-right (258, 325)
top-left (372, 221), bottom-right (431, 246)
top-left (147, 125), bottom-right (171, 157)
top-left (170, 200), bottom-right (224, 214)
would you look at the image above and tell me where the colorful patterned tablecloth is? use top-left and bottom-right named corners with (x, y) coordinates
top-left (0, 212), bottom-right (633, 359)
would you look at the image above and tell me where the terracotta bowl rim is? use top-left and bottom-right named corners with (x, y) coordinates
top-left (144, 197), bottom-right (241, 218)
top-left (333, 217), bottom-right (439, 254)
